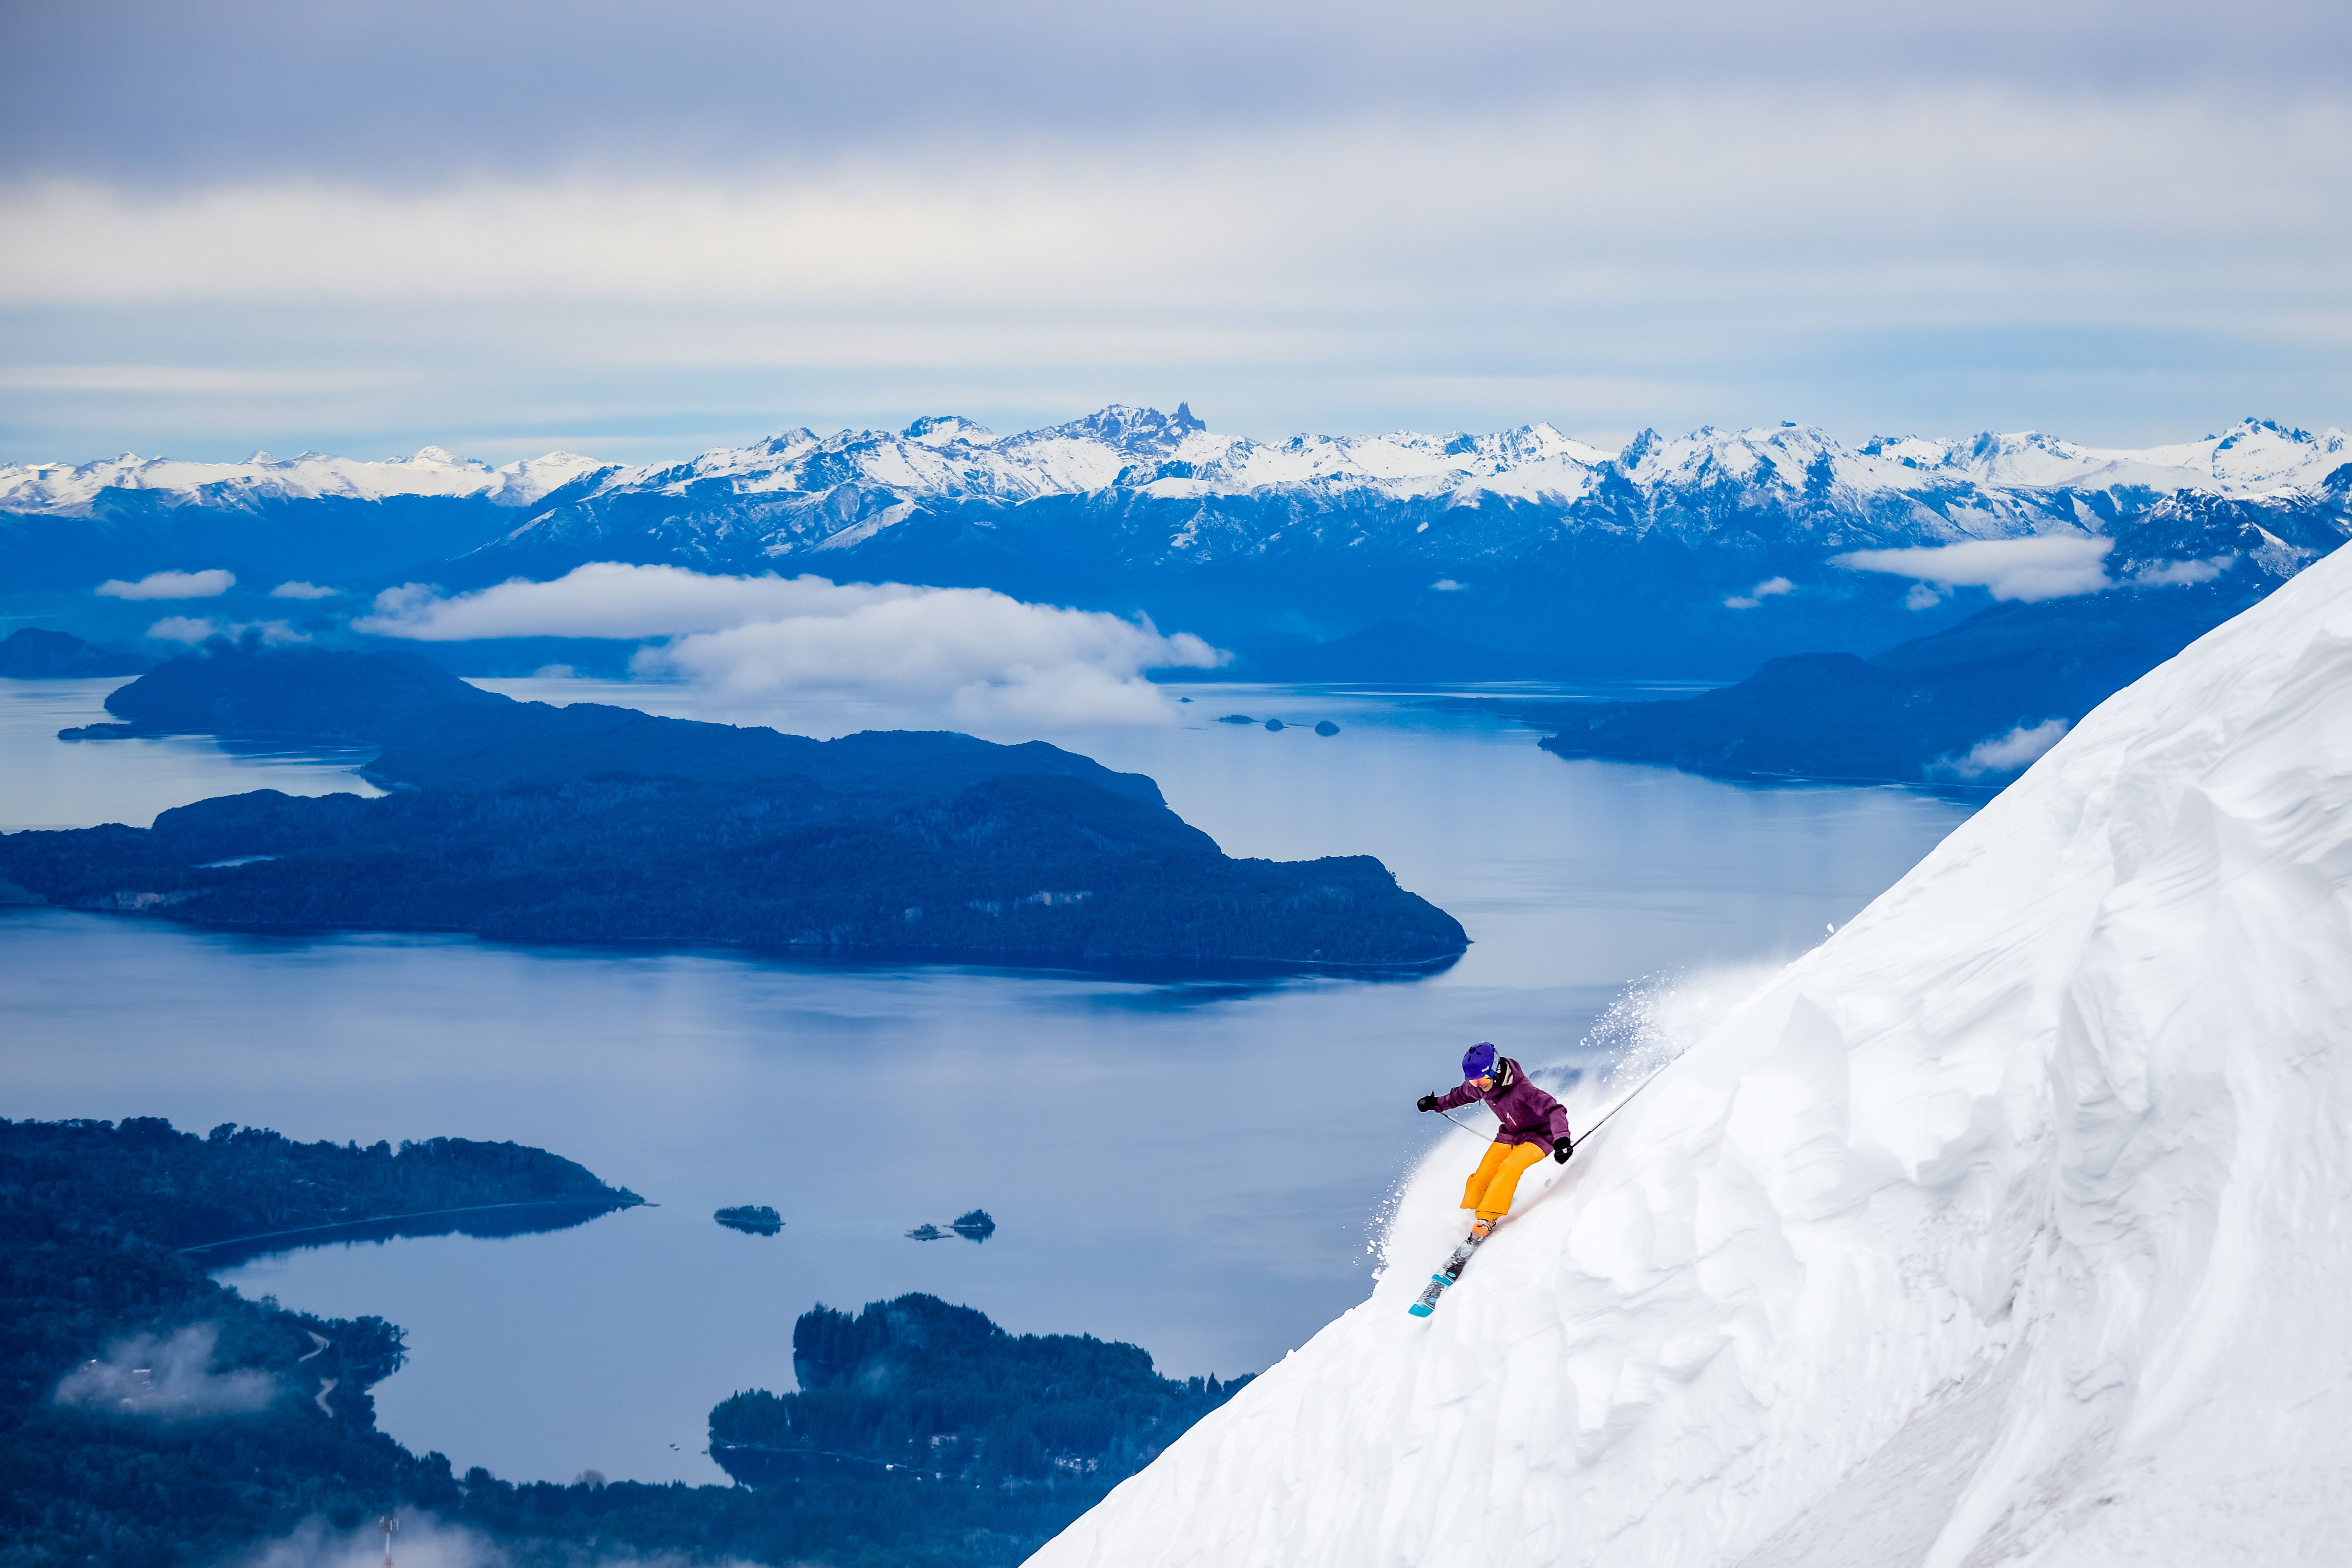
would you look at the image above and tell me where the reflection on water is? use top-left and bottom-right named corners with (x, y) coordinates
top-left (0, 675), bottom-right (1973, 1486)
top-left (0, 676), bottom-right (381, 831)
top-left (178, 1197), bottom-right (642, 1271)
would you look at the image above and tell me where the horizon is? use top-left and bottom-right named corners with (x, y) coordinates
top-left (4, 407), bottom-right (2341, 476)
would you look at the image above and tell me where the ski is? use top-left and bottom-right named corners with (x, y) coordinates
top-left (1406, 1222), bottom-right (1492, 1317)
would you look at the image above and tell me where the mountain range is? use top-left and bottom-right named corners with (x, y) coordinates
top-left (6, 409), bottom-right (2347, 674)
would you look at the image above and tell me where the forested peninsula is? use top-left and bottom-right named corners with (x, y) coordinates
top-left (0, 1117), bottom-right (1248, 1567)
top-left (7, 640), bottom-right (1465, 968)
top-left (1509, 576), bottom-right (2263, 789)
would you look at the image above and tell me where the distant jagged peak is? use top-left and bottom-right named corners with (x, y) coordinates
top-left (901, 414), bottom-right (998, 447)
top-left (387, 444), bottom-right (485, 469)
top-left (1618, 421), bottom-right (1851, 489)
top-left (1011, 401), bottom-right (1212, 456)
top-left (1939, 416), bottom-right (2349, 495)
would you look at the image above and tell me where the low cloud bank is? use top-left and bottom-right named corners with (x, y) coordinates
top-left (1723, 575), bottom-right (1794, 610)
top-left (234, 1512), bottom-right (756, 1568)
top-left (1834, 537), bottom-right (2116, 603)
top-left (236, 1515), bottom-right (498, 1568)
top-left (97, 567), bottom-right (235, 600)
top-left (54, 1323), bottom-right (276, 1421)
top-left (359, 563), bottom-right (1225, 727)
top-left (147, 615), bottom-right (308, 645)
top-left (2130, 555), bottom-right (2234, 587)
top-left (271, 580), bottom-right (341, 600)
top-left (1934, 718), bottom-right (2072, 780)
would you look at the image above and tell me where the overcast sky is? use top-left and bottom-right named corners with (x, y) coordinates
top-left (3, 0), bottom-right (2345, 464)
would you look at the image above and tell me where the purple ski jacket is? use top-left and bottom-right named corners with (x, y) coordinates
top-left (1434, 1057), bottom-right (1571, 1149)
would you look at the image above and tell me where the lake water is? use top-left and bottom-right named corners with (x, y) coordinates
top-left (0, 675), bottom-right (1973, 1486)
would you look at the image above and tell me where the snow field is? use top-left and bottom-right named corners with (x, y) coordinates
top-left (1029, 541), bottom-right (2352, 1567)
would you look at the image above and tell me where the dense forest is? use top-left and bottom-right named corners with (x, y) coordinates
top-left (713, 1294), bottom-right (1248, 1488)
top-left (12, 640), bottom-right (1467, 968)
top-left (2, 1116), bottom-right (641, 1262)
top-left (0, 1117), bottom-right (531, 1565)
top-left (0, 1117), bottom-right (1250, 1567)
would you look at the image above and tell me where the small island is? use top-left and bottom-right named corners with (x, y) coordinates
top-left (714, 1205), bottom-right (783, 1234)
top-left (8, 640), bottom-right (1466, 969)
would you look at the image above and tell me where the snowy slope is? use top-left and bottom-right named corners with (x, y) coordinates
top-left (1029, 541), bottom-right (2352, 1568)
top-left (0, 446), bottom-right (612, 516)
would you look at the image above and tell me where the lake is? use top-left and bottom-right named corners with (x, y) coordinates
top-left (0, 674), bottom-right (1972, 1486)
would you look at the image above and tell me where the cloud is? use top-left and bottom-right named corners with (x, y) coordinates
top-left (1832, 537), bottom-right (2116, 602)
top-left (1723, 575), bottom-right (1794, 609)
top-left (233, 1514), bottom-right (499, 1568)
top-left (270, 580), bottom-right (340, 599)
top-left (3, 79), bottom-right (2348, 466)
top-left (230, 1511), bottom-right (747, 1568)
top-left (7, 2), bottom-right (2345, 189)
top-left (1933, 718), bottom-right (2072, 780)
top-left (1429, 579), bottom-right (1467, 592)
top-left (358, 564), bottom-right (875, 641)
top-left (359, 564), bottom-right (1225, 727)
top-left (97, 567), bottom-right (235, 599)
top-left (2131, 555), bottom-right (2235, 586)
top-left (147, 616), bottom-right (308, 645)
top-left (54, 1323), bottom-right (276, 1421)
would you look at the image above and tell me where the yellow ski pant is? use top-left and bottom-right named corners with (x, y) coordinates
top-left (1460, 1138), bottom-right (1549, 1222)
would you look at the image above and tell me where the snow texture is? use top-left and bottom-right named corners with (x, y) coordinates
top-left (1030, 540), bottom-right (2352, 1567)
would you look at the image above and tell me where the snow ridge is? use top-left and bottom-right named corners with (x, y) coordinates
top-left (518, 412), bottom-right (2349, 521)
top-left (1029, 541), bottom-right (2352, 1567)
top-left (5, 414), bottom-right (2342, 524)
top-left (0, 446), bottom-right (614, 516)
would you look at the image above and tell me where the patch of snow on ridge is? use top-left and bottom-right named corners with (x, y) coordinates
top-left (1029, 541), bottom-right (2352, 1568)
top-left (0, 447), bottom-right (609, 516)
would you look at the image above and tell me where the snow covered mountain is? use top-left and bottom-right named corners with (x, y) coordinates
top-left (9, 409), bottom-right (2338, 536)
top-left (7, 409), bottom-right (2345, 672)
top-left (0, 445), bottom-right (611, 516)
top-left (414, 409), bottom-right (2339, 670)
top-left (480, 409), bottom-right (2349, 570)
top-left (1028, 539), bottom-right (2352, 1567)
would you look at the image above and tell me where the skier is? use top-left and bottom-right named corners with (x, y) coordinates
top-left (1417, 1042), bottom-right (1573, 1236)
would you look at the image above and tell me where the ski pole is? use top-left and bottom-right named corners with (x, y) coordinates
top-left (1579, 1056), bottom-right (1676, 1141)
top-left (1432, 1105), bottom-right (1489, 1139)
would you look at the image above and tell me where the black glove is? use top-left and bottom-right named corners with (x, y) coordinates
top-left (1416, 1094), bottom-right (1439, 1113)
top-left (1553, 1136), bottom-right (1573, 1163)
